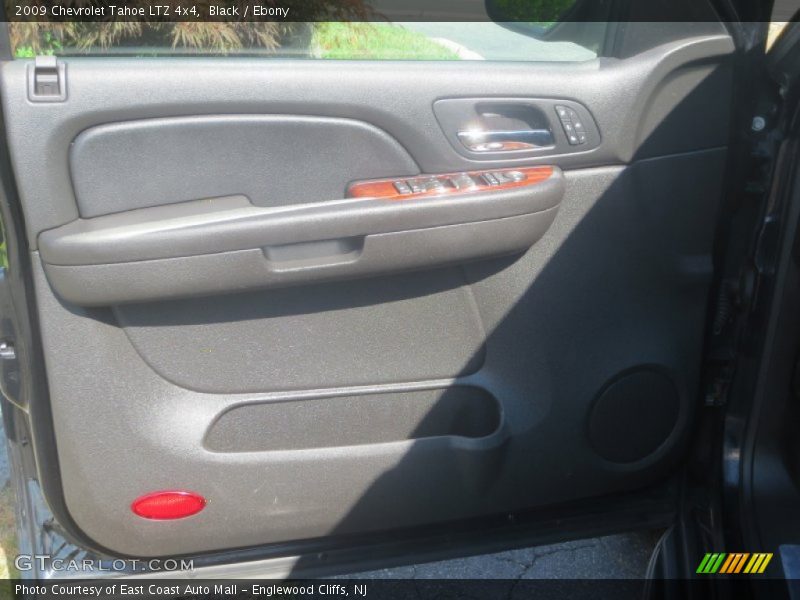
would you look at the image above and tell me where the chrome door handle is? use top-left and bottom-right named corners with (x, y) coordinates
top-left (457, 129), bottom-right (554, 152)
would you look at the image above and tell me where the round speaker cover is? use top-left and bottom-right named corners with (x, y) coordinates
top-left (588, 368), bottom-right (680, 463)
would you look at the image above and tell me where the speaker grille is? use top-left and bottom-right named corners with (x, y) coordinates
top-left (588, 368), bottom-right (680, 463)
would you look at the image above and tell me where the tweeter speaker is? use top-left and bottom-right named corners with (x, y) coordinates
top-left (588, 367), bottom-right (680, 463)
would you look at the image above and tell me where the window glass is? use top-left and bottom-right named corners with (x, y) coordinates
top-left (9, 2), bottom-right (600, 61)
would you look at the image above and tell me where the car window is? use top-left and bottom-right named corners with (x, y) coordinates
top-left (9, 4), bottom-right (601, 61)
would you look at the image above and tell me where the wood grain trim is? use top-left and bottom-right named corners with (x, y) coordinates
top-left (347, 166), bottom-right (554, 201)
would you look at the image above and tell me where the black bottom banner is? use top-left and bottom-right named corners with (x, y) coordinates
top-left (4, 578), bottom-right (794, 600)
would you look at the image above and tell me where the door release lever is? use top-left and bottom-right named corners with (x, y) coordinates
top-left (457, 129), bottom-right (554, 152)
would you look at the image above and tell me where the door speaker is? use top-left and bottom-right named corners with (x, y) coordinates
top-left (587, 367), bottom-right (680, 463)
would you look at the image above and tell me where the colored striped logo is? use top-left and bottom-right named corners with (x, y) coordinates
top-left (696, 553), bottom-right (773, 574)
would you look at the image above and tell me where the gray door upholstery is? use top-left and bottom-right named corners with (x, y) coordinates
top-left (1, 31), bottom-right (734, 556)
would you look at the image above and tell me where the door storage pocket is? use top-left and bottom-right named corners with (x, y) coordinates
top-left (204, 386), bottom-right (501, 452)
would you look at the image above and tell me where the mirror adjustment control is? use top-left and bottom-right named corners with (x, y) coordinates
top-left (555, 105), bottom-right (587, 146)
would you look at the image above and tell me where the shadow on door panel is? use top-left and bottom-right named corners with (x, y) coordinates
top-left (114, 270), bottom-right (487, 392)
top-left (29, 154), bottom-right (724, 557)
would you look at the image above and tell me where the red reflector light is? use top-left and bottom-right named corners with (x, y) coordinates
top-left (131, 491), bottom-right (206, 520)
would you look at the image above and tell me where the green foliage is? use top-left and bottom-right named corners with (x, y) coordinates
top-left (12, 22), bottom-right (285, 55)
top-left (13, 46), bottom-right (35, 58)
top-left (10, 0), bottom-right (371, 55)
top-left (313, 23), bottom-right (459, 60)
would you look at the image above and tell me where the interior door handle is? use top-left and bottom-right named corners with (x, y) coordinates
top-left (457, 129), bottom-right (554, 152)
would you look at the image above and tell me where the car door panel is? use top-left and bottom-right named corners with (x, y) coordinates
top-left (1, 32), bottom-right (733, 558)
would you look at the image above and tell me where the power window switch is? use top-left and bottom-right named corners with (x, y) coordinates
top-left (422, 177), bottom-right (445, 192)
top-left (491, 171), bottom-right (510, 183)
top-left (394, 181), bottom-right (412, 195)
top-left (408, 180), bottom-right (425, 193)
top-left (450, 174), bottom-right (476, 190)
top-left (494, 170), bottom-right (526, 183)
top-left (482, 173), bottom-right (499, 186)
